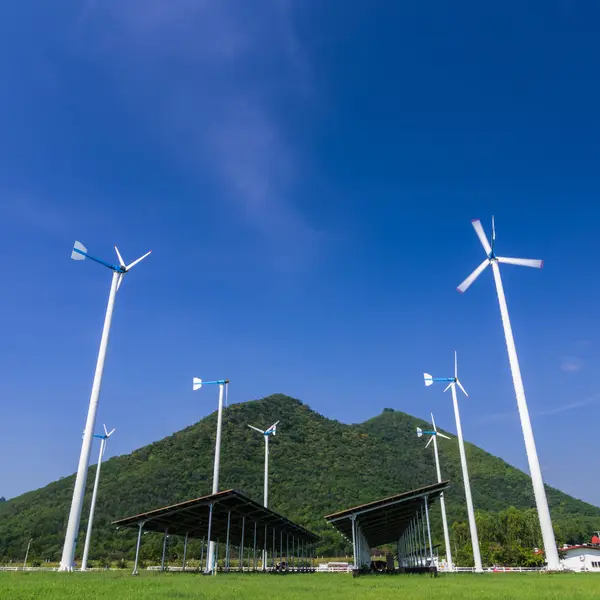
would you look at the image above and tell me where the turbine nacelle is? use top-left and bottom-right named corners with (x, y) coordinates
top-left (93, 424), bottom-right (115, 441)
top-left (457, 218), bottom-right (543, 293)
top-left (248, 421), bottom-right (280, 437)
top-left (71, 241), bottom-right (151, 290)
top-left (416, 414), bottom-right (451, 448)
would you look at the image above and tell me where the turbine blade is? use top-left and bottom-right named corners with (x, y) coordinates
top-left (125, 250), bottom-right (152, 271)
top-left (116, 273), bottom-right (123, 291)
top-left (425, 436), bottom-right (433, 449)
top-left (430, 413), bottom-right (436, 432)
top-left (416, 427), bottom-right (423, 438)
top-left (248, 425), bottom-right (264, 434)
top-left (457, 259), bottom-right (490, 293)
top-left (71, 240), bottom-right (87, 261)
top-left (491, 215), bottom-right (496, 255)
top-left (192, 377), bottom-right (202, 391)
top-left (423, 373), bottom-right (434, 387)
top-left (454, 351), bottom-right (458, 379)
top-left (437, 432), bottom-right (451, 440)
top-left (443, 382), bottom-right (452, 393)
top-left (103, 424), bottom-right (109, 436)
top-left (114, 246), bottom-right (126, 268)
top-left (471, 219), bottom-right (492, 255)
top-left (107, 428), bottom-right (116, 437)
top-left (457, 379), bottom-right (469, 397)
top-left (496, 256), bottom-right (543, 269)
top-left (225, 383), bottom-right (228, 407)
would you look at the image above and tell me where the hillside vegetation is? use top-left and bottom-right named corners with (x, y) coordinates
top-left (1, 395), bottom-right (598, 564)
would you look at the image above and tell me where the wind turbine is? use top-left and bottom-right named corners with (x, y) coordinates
top-left (59, 242), bottom-right (151, 571)
top-left (192, 377), bottom-right (230, 573)
top-left (416, 414), bottom-right (453, 571)
top-left (457, 217), bottom-right (559, 570)
top-left (247, 421), bottom-right (279, 508)
top-left (248, 420), bottom-right (279, 570)
top-left (81, 425), bottom-right (115, 571)
top-left (424, 353), bottom-right (483, 573)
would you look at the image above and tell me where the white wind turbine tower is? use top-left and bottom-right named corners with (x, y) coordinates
top-left (416, 413), bottom-right (453, 571)
top-left (248, 420), bottom-right (279, 570)
top-left (457, 217), bottom-right (559, 570)
top-left (247, 421), bottom-right (279, 508)
top-left (192, 377), bottom-right (230, 573)
top-left (59, 242), bottom-right (151, 571)
top-left (424, 353), bottom-right (483, 573)
top-left (81, 425), bottom-right (115, 571)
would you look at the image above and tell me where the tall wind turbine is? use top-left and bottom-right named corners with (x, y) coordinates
top-left (59, 242), bottom-right (151, 571)
top-left (192, 377), bottom-right (230, 573)
top-left (424, 353), bottom-right (483, 573)
top-left (247, 421), bottom-right (279, 508)
top-left (457, 217), bottom-right (559, 570)
top-left (416, 414), bottom-right (453, 571)
top-left (81, 425), bottom-right (115, 571)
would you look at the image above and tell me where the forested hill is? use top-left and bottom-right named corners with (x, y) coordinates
top-left (1, 394), bottom-right (599, 562)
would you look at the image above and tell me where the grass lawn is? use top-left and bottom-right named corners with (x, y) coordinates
top-left (1, 571), bottom-right (599, 599)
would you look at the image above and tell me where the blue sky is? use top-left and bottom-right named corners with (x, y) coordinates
top-left (1, 1), bottom-right (600, 511)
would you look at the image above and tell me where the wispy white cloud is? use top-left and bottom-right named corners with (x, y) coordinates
top-left (561, 356), bottom-right (585, 373)
top-left (536, 394), bottom-right (600, 417)
top-left (73, 1), bottom-right (320, 268)
top-left (472, 393), bottom-right (600, 424)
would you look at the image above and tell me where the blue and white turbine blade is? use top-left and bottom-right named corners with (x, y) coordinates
top-left (423, 373), bottom-right (434, 387)
top-left (114, 246), bottom-right (126, 268)
top-left (471, 219), bottom-right (492, 256)
top-left (416, 427), bottom-right (423, 438)
top-left (456, 379), bottom-right (469, 397)
top-left (266, 420), bottom-right (279, 435)
top-left (457, 259), bottom-right (490, 293)
top-left (496, 256), bottom-right (543, 269)
top-left (125, 250), bottom-right (152, 271)
top-left (71, 240), bottom-right (87, 260)
top-left (192, 377), bottom-right (202, 391)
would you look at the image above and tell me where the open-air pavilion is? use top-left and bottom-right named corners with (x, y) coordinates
top-left (324, 481), bottom-right (450, 572)
top-left (113, 489), bottom-right (320, 575)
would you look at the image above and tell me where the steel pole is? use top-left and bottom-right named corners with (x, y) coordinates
top-left (491, 261), bottom-right (560, 570)
top-left (432, 432), bottom-right (453, 570)
top-left (450, 381), bottom-right (483, 572)
top-left (59, 271), bottom-right (119, 571)
top-left (182, 532), bottom-right (188, 571)
top-left (23, 539), bottom-right (32, 570)
top-left (81, 437), bottom-right (106, 570)
top-left (132, 522), bottom-right (144, 576)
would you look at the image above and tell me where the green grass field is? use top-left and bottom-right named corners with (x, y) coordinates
top-left (1, 572), bottom-right (599, 600)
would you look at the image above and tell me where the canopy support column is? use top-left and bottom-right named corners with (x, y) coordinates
top-left (132, 521), bottom-right (145, 576)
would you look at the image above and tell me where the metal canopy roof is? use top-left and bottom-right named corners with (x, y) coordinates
top-left (324, 481), bottom-right (450, 548)
top-left (112, 489), bottom-right (319, 547)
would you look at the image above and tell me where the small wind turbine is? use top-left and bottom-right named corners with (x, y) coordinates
top-left (248, 420), bottom-right (279, 571)
top-left (457, 217), bottom-right (559, 571)
top-left (192, 377), bottom-right (230, 574)
top-left (81, 425), bottom-right (115, 571)
top-left (247, 421), bottom-right (280, 508)
top-left (424, 352), bottom-right (483, 573)
top-left (59, 242), bottom-right (151, 572)
top-left (416, 414), bottom-right (453, 571)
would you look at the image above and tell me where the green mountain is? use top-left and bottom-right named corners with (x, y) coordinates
top-left (1, 395), bottom-right (598, 563)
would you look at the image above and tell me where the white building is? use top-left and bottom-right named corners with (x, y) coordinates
top-left (560, 544), bottom-right (600, 572)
